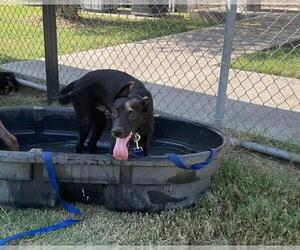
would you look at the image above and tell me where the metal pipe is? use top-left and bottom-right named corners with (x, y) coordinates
top-left (17, 78), bottom-right (47, 92)
top-left (229, 138), bottom-right (300, 164)
top-left (214, 0), bottom-right (237, 130)
top-left (42, 5), bottom-right (59, 104)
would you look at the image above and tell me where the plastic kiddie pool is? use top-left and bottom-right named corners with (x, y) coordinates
top-left (0, 106), bottom-right (224, 212)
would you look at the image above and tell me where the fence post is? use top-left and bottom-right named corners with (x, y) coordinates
top-left (42, 5), bottom-right (59, 104)
top-left (214, 0), bottom-right (237, 130)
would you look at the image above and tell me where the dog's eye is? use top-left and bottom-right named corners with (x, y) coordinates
top-left (111, 110), bottom-right (118, 118)
top-left (128, 111), bottom-right (136, 119)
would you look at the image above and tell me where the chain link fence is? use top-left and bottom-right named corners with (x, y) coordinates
top-left (0, 2), bottom-right (299, 146)
top-left (228, 4), bottom-right (300, 144)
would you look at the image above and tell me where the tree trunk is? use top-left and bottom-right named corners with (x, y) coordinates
top-left (57, 5), bottom-right (80, 20)
top-left (245, 0), bottom-right (261, 11)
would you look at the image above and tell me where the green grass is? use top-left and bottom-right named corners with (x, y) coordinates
top-left (0, 86), bottom-right (47, 107)
top-left (1, 150), bottom-right (299, 245)
top-left (231, 46), bottom-right (300, 79)
top-left (247, 133), bottom-right (300, 156)
top-left (0, 5), bottom-right (215, 64)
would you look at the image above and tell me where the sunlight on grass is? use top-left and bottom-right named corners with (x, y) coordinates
top-left (231, 46), bottom-right (300, 79)
top-left (0, 5), bottom-right (216, 64)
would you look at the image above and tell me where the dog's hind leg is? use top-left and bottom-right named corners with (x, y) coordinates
top-left (74, 101), bottom-right (92, 153)
top-left (76, 118), bottom-right (91, 153)
top-left (88, 111), bottom-right (106, 154)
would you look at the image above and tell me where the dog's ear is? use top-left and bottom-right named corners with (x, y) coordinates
top-left (129, 96), bottom-right (151, 112)
top-left (130, 96), bottom-right (152, 112)
top-left (139, 96), bottom-right (151, 112)
top-left (117, 81), bottom-right (135, 98)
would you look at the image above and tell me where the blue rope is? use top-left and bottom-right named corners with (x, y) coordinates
top-left (167, 149), bottom-right (217, 170)
top-left (0, 151), bottom-right (81, 246)
top-left (43, 152), bottom-right (80, 215)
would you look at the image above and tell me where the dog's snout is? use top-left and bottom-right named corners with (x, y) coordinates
top-left (112, 128), bottom-right (125, 137)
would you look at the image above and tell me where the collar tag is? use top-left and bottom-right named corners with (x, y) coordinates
top-left (133, 133), bottom-right (143, 151)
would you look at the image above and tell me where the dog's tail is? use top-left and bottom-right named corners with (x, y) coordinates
top-left (58, 77), bottom-right (96, 105)
top-left (57, 81), bottom-right (77, 104)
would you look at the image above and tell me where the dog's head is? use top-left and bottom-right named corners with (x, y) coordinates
top-left (108, 82), bottom-right (152, 138)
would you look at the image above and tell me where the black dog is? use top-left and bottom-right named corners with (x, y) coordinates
top-left (0, 71), bottom-right (18, 95)
top-left (58, 69), bottom-right (154, 158)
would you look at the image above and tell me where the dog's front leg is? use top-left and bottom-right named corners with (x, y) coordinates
top-left (139, 135), bottom-right (150, 156)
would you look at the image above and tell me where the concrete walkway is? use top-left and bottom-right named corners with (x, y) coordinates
top-left (1, 12), bottom-right (300, 142)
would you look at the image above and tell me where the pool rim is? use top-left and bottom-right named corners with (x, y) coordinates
top-left (0, 106), bottom-right (225, 168)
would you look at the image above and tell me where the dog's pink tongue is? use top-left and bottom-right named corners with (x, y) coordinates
top-left (113, 133), bottom-right (132, 160)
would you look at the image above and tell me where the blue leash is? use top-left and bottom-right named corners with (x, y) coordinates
top-left (168, 148), bottom-right (217, 170)
top-left (43, 152), bottom-right (80, 214)
top-left (0, 151), bottom-right (81, 246)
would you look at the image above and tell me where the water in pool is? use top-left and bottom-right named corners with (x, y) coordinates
top-left (20, 138), bottom-right (198, 156)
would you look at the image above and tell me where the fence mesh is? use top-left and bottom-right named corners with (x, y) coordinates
top-left (0, 3), bottom-right (299, 146)
top-left (228, 5), bottom-right (300, 143)
top-left (0, 5), bottom-right (45, 82)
